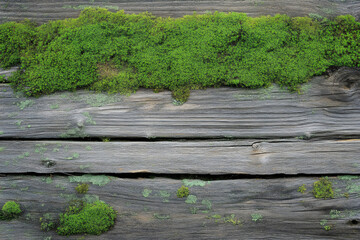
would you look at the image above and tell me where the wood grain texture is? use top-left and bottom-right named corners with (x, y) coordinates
top-left (1, 139), bottom-right (360, 175)
top-left (0, 67), bottom-right (19, 81)
top-left (0, 0), bottom-right (359, 24)
top-left (0, 67), bottom-right (359, 139)
top-left (0, 176), bottom-right (359, 239)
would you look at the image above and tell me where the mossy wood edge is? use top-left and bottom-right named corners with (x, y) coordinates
top-left (0, 0), bottom-right (359, 23)
top-left (0, 176), bottom-right (360, 239)
top-left (0, 139), bottom-right (360, 175)
top-left (0, 67), bottom-right (359, 139)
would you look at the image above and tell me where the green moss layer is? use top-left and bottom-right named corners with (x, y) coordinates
top-left (1, 8), bottom-right (359, 101)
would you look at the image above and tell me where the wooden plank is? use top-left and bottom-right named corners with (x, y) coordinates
top-left (1, 139), bottom-right (360, 175)
top-left (0, 67), bottom-right (19, 81)
top-left (0, 67), bottom-right (359, 139)
top-left (0, 176), bottom-right (359, 239)
top-left (0, 0), bottom-right (359, 24)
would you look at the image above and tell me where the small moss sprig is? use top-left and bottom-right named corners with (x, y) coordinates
top-left (177, 185), bottom-right (190, 198)
top-left (298, 184), bottom-right (307, 194)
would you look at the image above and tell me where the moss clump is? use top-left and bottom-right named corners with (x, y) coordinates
top-left (177, 185), bottom-right (190, 198)
top-left (0, 201), bottom-right (22, 220)
top-left (172, 87), bottom-right (190, 104)
top-left (57, 201), bottom-right (116, 236)
top-left (313, 177), bottom-right (334, 199)
top-left (40, 214), bottom-right (57, 231)
top-left (75, 183), bottom-right (89, 194)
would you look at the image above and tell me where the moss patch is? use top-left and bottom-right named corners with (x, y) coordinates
top-left (313, 177), bottom-right (334, 199)
top-left (182, 179), bottom-right (210, 187)
top-left (57, 201), bottom-right (116, 236)
top-left (298, 184), bottom-right (307, 194)
top-left (69, 174), bottom-right (112, 186)
top-left (75, 183), bottom-right (89, 194)
top-left (142, 188), bottom-right (152, 198)
top-left (0, 201), bottom-right (22, 220)
top-left (185, 195), bottom-right (197, 204)
top-left (177, 185), bottom-right (189, 198)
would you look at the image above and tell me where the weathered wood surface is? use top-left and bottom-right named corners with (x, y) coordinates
top-left (1, 67), bottom-right (359, 139)
top-left (0, 176), bottom-right (360, 239)
top-left (0, 0), bottom-right (359, 24)
top-left (1, 139), bottom-right (360, 175)
top-left (0, 67), bottom-right (18, 81)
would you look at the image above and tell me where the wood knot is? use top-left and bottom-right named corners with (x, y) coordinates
top-left (252, 142), bottom-right (261, 150)
top-left (348, 219), bottom-right (359, 225)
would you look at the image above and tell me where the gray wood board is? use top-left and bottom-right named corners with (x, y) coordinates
top-left (1, 139), bottom-right (360, 175)
top-left (1, 67), bottom-right (359, 140)
top-left (0, 67), bottom-right (18, 81)
top-left (0, 176), bottom-right (360, 239)
top-left (0, 0), bottom-right (359, 24)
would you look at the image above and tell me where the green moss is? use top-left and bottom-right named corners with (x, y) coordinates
top-left (42, 177), bottom-right (53, 184)
top-left (40, 213), bottom-right (57, 231)
top-left (313, 177), bottom-right (334, 199)
top-left (201, 199), bottom-right (212, 211)
top-left (17, 100), bottom-right (34, 110)
top-left (211, 214), bottom-right (222, 219)
top-left (189, 207), bottom-right (198, 214)
top-left (0, 75), bottom-right (6, 83)
top-left (182, 179), bottom-right (209, 187)
top-left (0, 201), bottom-right (22, 220)
top-left (57, 201), bottom-right (116, 236)
top-left (338, 175), bottom-right (359, 181)
top-left (0, 147), bottom-right (4, 152)
top-left (329, 210), bottom-right (342, 219)
top-left (60, 128), bottom-right (88, 138)
top-left (69, 174), bottom-right (112, 186)
top-left (172, 87), bottom-right (190, 104)
top-left (251, 213), bottom-right (263, 222)
top-left (224, 214), bottom-right (242, 225)
top-left (185, 195), bottom-right (197, 204)
top-left (298, 184), bottom-right (307, 194)
top-left (142, 189), bottom-right (152, 198)
top-left (50, 103), bottom-right (59, 109)
top-left (346, 183), bottom-right (360, 194)
top-left (176, 185), bottom-right (189, 198)
top-left (320, 219), bottom-right (332, 231)
top-left (65, 152), bottom-right (80, 160)
top-left (2, 9), bottom-right (359, 99)
top-left (83, 112), bottom-right (96, 125)
top-left (75, 183), bottom-right (89, 194)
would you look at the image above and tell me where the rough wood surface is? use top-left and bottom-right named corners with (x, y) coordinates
top-left (0, 67), bottom-right (19, 81)
top-left (0, 0), bottom-right (359, 24)
top-left (0, 176), bottom-right (359, 239)
top-left (0, 139), bottom-right (360, 175)
top-left (1, 67), bottom-right (359, 140)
